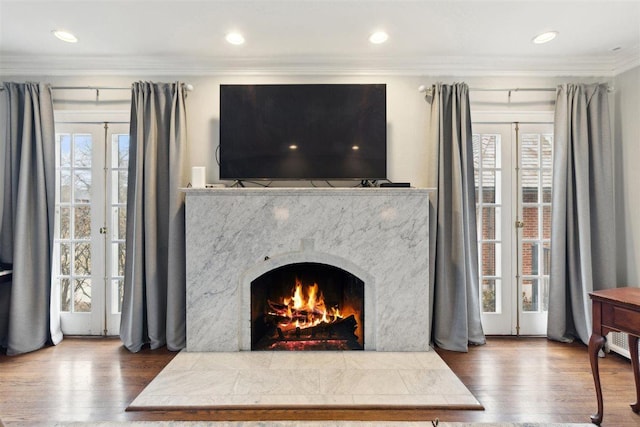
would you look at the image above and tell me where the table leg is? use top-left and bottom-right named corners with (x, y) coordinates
top-left (589, 333), bottom-right (606, 425)
top-left (629, 334), bottom-right (640, 413)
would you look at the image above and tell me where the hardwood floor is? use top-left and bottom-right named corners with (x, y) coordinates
top-left (0, 336), bottom-right (638, 426)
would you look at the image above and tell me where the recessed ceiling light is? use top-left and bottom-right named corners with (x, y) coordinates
top-left (52, 30), bottom-right (78, 43)
top-left (369, 31), bottom-right (389, 45)
top-left (532, 31), bottom-right (558, 44)
top-left (289, 144), bottom-right (298, 150)
top-left (352, 145), bottom-right (360, 151)
top-left (225, 32), bottom-right (245, 45)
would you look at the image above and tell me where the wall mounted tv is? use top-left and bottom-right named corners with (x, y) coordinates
top-left (219, 84), bottom-right (387, 180)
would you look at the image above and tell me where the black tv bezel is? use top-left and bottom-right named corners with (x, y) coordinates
top-left (218, 83), bottom-right (387, 181)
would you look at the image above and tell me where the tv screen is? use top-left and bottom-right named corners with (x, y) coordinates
top-left (219, 84), bottom-right (387, 180)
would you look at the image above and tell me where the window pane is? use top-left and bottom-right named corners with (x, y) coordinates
top-left (118, 170), bottom-right (128, 204)
top-left (473, 134), bottom-right (480, 171)
top-left (59, 135), bottom-right (71, 168)
top-left (522, 170), bottom-right (539, 202)
top-left (118, 135), bottom-right (129, 168)
top-left (522, 278), bottom-right (539, 312)
top-left (541, 135), bottom-right (553, 169)
top-left (542, 170), bottom-right (552, 203)
top-left (74, 243), bottom-right (91, 275)
top-left (114, 279), bottom-right (124, 313)
top-left (74, 134), bottom-right (92, 167)
top-left (541, 277), bottom-right (550, 311)
top-left (521, 242), bottom-right (538, 276)
top-left (482, 207), bottom-right (498, 240)
top-left (521, 134), bottom-right (540, 168)
top-left (74, 170), bottom-right (91, 203)
top-left (482, 171), bottom-right (496, 203)
top-left (60, 170), bottom-right (72, 203)
top-left (74, 206), bottom-right (91, 239)
top-left (522, 206), bottom-right (539, 239)
top-left (482, 279), bottom-right (498, 313)
top-left (543, 242), bottom-right (551, 275)
top-left (60, 243), bottom-right (70, 275)
top-left (59, 207), bottom-right (71, 239)
top-left (542, 206), bottom-right (551, 239)
top-left (481, 134), bottom-right (497, 168)
top-left (118, 242), bottom-right (126, 276)
top-left (74, 278), bottom-right (91, 312)
top-left (481, 242), bottom-right (501, 276)
top-left (61, 278), bottom-right (71, 312)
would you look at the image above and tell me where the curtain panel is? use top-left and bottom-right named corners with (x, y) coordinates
top-left (426, 83), bottom-right (486, 352)
top-left (0, 82), bottom-right (62, 355)
top-left (120, 81), bottom-right (188, 352)
top-left (547, 83), bottom-right (616, 345)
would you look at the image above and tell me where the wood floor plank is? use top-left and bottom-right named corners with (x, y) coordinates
top-left (0, 336), bottom-right (638, 425)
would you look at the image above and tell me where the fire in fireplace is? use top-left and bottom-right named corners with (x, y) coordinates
top-left (251, 262), bottom-right (364, 350)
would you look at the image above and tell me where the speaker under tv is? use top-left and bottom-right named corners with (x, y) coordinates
top-left (219, 84), bottom-right (387, 181)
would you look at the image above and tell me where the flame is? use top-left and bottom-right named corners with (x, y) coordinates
top-left (270, 277), bottom-right (345, 330)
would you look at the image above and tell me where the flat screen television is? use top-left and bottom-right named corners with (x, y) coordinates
top-left (219, 84), bottom-right (387, 180)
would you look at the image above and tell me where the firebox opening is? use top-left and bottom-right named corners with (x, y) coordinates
top-left (251, 262), bottom-right (364, 351)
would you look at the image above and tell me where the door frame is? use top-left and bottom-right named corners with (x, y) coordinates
top-left (473, 111), bottom-right (554, 336)
top-left (54, 110), bottom-right (129, 336)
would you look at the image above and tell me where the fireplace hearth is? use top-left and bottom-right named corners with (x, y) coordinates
top-left (251, 262), bottom-right (364, 351)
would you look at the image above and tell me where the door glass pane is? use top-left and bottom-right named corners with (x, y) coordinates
top-left (482, 279), bottom-right (498, 313)
top-left (61, 278), bottom-right (71, 312)
top-left (542, 170), bottom-right (553, 203)
top-left (522, 170), bottom-right (539, 202)
top-left (521, 242), bottom-right (537, 276)
top-left (74, 206), bottom-right (91, 239)
top-left (74, 134), bottom-right (92, 167)
top-left (522, 278), bottom-right (539, 312)
top-left (60, 207), bottom-right (71, 239)
top-left (74, 278), bottom-right (91, 312)
top-left (74, 242), bottom-right (91, 275)
top-left (521, 134), bottom-right (540, 167)
top-left (74, 170), bottom-right (91, 203)
top-left (59, 135), bottom-right (71, 168)
top-left (541, 135), bottom-right (553, 169)
top-left (60, 243), bottom-right (70, 275)
top-left (60, 170), bottom-right (72, 203)
top-left (522, 206), bottom-right (539, 239)
top-left (118, 135), bottom-right (129, 168)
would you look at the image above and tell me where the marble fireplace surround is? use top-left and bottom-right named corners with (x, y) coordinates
top-left (184, 187), bottom-right (432, 352)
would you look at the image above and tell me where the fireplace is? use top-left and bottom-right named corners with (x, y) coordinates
top-left (251, 262), bottom-right (364, 351)
top-left (184, 188), bottom-right (432, 352)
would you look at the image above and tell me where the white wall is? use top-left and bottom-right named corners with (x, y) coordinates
top-left (614, 66), bottom-right (640, 286)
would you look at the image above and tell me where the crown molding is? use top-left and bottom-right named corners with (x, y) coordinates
top-left (613, 44), bottom-right (640, 75)
top-left (0, 53), bottom-right (635, 77)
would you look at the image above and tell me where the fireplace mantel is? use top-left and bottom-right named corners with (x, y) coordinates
top-left (184, 187), bottom-right (433, 352)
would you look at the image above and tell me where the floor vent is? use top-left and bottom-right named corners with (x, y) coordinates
top-left (608, 331), bottom-right (639, 359)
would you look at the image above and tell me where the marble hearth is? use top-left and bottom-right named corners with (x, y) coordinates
top-left (184, 188), bottom-right (432, 352)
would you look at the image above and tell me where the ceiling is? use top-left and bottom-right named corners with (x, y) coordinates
top-left (1, 0), bottom-right (639, 76)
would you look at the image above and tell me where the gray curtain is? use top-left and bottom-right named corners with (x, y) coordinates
top-left (426, 83), bottom-right (486, 352)
top-left (547, 83), bottom-right (616, 345)
top-left (0, 82), bottom-right (62, 355)
top-left (120, 82), bottom-right (188, 352)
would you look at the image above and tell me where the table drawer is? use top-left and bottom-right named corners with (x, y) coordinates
top-left (603, 304), bottom-right (640, 336)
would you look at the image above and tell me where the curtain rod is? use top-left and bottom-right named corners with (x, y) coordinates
top-left (417, 85), bottom-right (555, 94)
top-left (418, 85), bottom-right (613, 94)
top-left (0, 83), bottom-right (194, 92)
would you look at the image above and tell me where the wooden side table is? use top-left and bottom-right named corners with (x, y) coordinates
top-left (589, 287), bottom-right (640, 425)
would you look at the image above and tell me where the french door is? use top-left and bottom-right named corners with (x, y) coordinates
top-left (53, 114), bottom-right (129, 335)
top-left (473, 119), bottom-right (553, 336)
